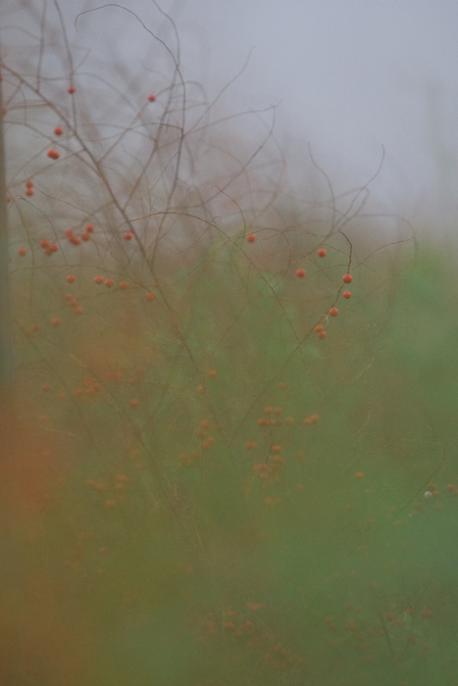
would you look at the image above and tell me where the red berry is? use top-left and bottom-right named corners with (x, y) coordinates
top-left (47, 148), bottom-right (60, 160)
top-left (147, 93), bottom-right (156, 102)
top-left (26, 180), bottom-right (34, 189)
top-left (104, 278), bottom-right (114, 288)
top-left (66, 274), bottom-right (76, 284)
top-left (94, 275), bottom-right (104, 285)
top-left (342, 273), bottom-right (353, 284)
top-left (25, 188), bottom-right (34, 197)
top-left (342, 290), bottom-right (352, 299)
top-left (328, 306), bottom-right (339, 317)
top-left (85, 223), bottom-right (94, 233)
top-left (123, 231), bottom-right (134, 241)
top-left (18, 246), bottom-right (27, 257)
top-left (246, 232), bottom-right (256, 243)
top-left (317, 247), bottom-right (327, 258)
top-left (67, 85), bottom-right (76, 94)
top-left (295, 268), bottom-right (306, 278)
top-left (81, 232), bottom-right (90, 242)
top-left (54, 126), bottom-right (63, 136)
top-left (145, 292), bottom-right (156, 302)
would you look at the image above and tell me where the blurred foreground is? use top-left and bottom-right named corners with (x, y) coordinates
top-left (2, 236), bottom-right (458, 686)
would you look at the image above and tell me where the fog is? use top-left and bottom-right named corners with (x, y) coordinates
top-left (5, 0), bottom-right (458, 235)
top-left (79, 0), bottom-right (457, 235)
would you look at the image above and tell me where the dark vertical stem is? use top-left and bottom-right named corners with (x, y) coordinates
top-left (0, 74), bottom-right (14, 396)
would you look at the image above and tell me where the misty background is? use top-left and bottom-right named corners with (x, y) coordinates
top-left (4, 0), bottom-right (457, 236)
top-left (69, 0), bottom-right (458, 236)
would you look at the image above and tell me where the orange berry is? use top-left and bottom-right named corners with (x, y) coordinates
top-left (354, 471), bottom-right (365, 479)
top-left (69, 236), bottom-right (81, 246)
top-left (104, 278), bottom-right (114, 288)
top-left (54, 126), bottom-right (63, 136)
top-left (94, 275), bottom-right (104, 284)
top-left (18, 246), bottom-right (27, 257)
top-left (246, 232), bottom-right (256, 243)
top-left (246, 601), bottom-right (264, 612)
top-left (66, 274), bottom-right (76, 284)
top-left (202, 436), bottom-right (215, 449)
top-left (295, 268), bottom-right (306, 278)
top-left (145, 291), bottom-right (156, 302)
top-left (342, 273), bottom-right (353, 284)
top-left (50, 316), bottom-right (61, 327)
top-left (318, 330), bottom-right (327, 339)
top-left (47, 148), bottom-right (60, 160)
top-left (317, 247), bottom-right (327, 257)
top-left (119, 281), bottom-right (129, 290)
top-left (129, 399), bottom-right (140, 408)
top-left (342, 290), bottom-right (352, 299)
top-left (328, 306), bottom-right (339, 317)
top-left (25, 188), bottom-right (34, 197)
top-left (314, 323), bottom-right (325, 333)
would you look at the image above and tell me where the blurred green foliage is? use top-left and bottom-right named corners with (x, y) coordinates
top-left (2, 238), bottom-right (458, 686)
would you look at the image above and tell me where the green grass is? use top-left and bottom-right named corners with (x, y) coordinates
top-left (3, 236), bottom-right (458, 686)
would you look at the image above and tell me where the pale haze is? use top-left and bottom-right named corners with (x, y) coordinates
top-left (177, 0), bottom-right (458, 234)
top-left (37, 1), bottom-right (458, 234)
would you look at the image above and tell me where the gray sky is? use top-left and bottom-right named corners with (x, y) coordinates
top-left (173, 0), bottom-right (458, 232)
top-left (9, 0), bottom-right (458, 233)
top-left (88, 0), bottom-right (457, 232)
